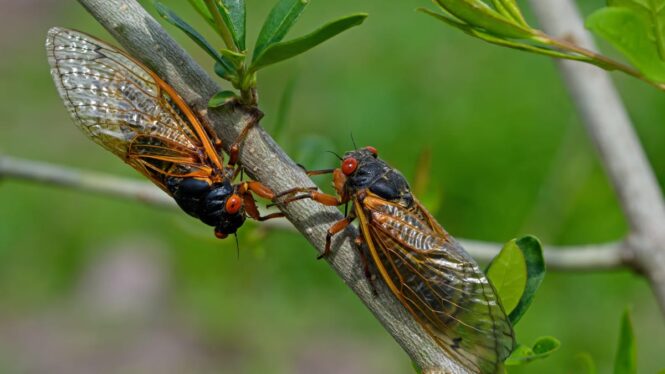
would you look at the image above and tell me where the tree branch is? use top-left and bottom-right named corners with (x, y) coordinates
top-left (73, 0), bottom-right (467, 371)
top-left (528, 0), bottom-right (665, 315)
top-left (1, 156), bottom-right (629, 271)
top-left (460, 239), bottom-right (626, 271)
top-left (0, 155), bottom-right (174, 208)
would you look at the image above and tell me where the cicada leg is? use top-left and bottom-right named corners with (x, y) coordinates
top-left (228, 106), bottom-right (264, 167)
top-left (303, 168), bottom-right (336, 176)
top-left (238, 181), bottom-right (285, 221)
top-left (271, 169), bottom-right (352, 259)
top-left (273, 186), bottom-right (355, 259)
top-left (200, 104), bottom-right (263, 167)
top-left (243, 193), bottom-right (285, 221)
top-left (320, 211), bottom-right (356, 259)
top-left (271, 187), bottom-right (339, 206)
top-left (197, 110), bottom-right (224, 154)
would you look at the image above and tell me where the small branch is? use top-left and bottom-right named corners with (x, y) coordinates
top-left (532, 31), bottom-right (665, 91)
top-left (73, 0), bottom-right (466, 371)
top-left (528, 0), bottom-right (665, 315)
top-left (0, 155), bottom-right (174, 208)
top-left (460, 239), bottom-right (626, 271)
top-left (1, 156), bottom-right (629, 271)
top-left (0, 155), bottom-right (292, 232)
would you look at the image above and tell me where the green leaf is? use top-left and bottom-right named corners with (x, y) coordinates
top-left (486, 235), bottom-right (544, 326)
top-left (218, 0), bottom-right (246, 50)
top-left (532, 336), bottom-right (559, 355)
top-left (505, 336), bottom-right (560, 366)
top-left (433, 0), bottom-right (534, 38)
top-left (505, 344), bottom-right (533, 365)
top-left (508, 235), bottom-right (545, 325)
top-left (208, 90), bottom-right (236, 108)
top-left (490, 0), bottom-right (528, 27)
top-left (254, 0), bottom-right (310, 61)
top-left (155, 1), bottom-right (235, 76)
top-left (189, 0), bottom-right (245, 51)
top-left (251, 13), bottom-right (367, 72)
top-left (188, 0), bottom-right (216, 29)
top-left (614, 309), bottom-right (637, 374)
top-left (221, 48), bottom-right (245, 68)
top-left (490, 0), bottom-right (510, 18)
top-left (421, 7), bottom-right (605, 70)
top-left (214, 61), bottom-right (233, 80)
top-left (587, 7), bottom-right (665, 82)
top-left (608, 0), bottom-right (665, 60)
top-left (486, 238), bottom-right (527, 315)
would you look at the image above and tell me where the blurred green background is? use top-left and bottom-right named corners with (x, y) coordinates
top-left (1, 0), bottom-right (664, 373)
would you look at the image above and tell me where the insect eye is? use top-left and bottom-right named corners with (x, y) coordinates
top-left (225, 194), bottom-right (242, 214)
top-left (215, 230), bottom-right (228, 239)
top-left (366, 146), bottom-right (378, 157)
top-left (342, 157), bottom-right (358, 175)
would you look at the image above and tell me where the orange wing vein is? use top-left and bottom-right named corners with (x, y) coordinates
top-left (356, 193), bottom-right (515, 374)
top-left (46, 27), bottom-right (222, 192)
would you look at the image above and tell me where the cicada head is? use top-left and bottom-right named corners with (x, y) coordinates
top-left (340, 146), bottom-right (382, 185)
top-left (214, 208), bottom-right (246, 239)
top-left (340, 146), bottom-right (413, 207)
top-left (194, 181), bottom-right (245, 239)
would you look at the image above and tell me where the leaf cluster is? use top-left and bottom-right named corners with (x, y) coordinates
top-left (485, 235), bottom-right (560, 369)
top-left (155, 0), bottom-right (367, 106)
top-left (419, 0), bottom-right (665, 91)
top-left (587, 0), bottom-right (665, 83)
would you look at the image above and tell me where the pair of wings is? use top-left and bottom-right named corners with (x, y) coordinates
top-left (46, 27), bottom-right (223, 192)
top-left (356, 194), bottom-right (515, 374)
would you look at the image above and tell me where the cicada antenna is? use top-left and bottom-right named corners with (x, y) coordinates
top-left (234, 233), bottom-right (240, 260)
top-left (350, 132), bottom-right (358, 150)
top-left (325, 150), bottom-right (343, 160)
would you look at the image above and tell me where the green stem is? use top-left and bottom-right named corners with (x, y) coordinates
top-left (240, 87), bottom-right (257, 105)
top-left (533, 31), bottom-right (665, 91)
top-left (203, 0), bottom-right (238, 52)
top-left (238, 70), bottom-right (257, 105)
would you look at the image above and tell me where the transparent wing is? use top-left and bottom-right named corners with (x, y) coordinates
top-left (45, 27), bottom-right (222, 190)
top-left (359, 194), bottom-right (515, 374)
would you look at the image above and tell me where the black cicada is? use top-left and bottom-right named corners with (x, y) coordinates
top-left (46, 28), bottom-right (282, 238)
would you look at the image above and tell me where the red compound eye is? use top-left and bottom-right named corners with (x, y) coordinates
top-left (225, 194), bottom-right (242, 214)
top-left (215, 230), bottom-right (228, 239)
top-left (342, 157), bottom-right (358, 176)
top-left (366, 146), bottom-right (378, 156)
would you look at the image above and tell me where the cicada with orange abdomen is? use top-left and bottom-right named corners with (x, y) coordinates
top-left (276, 146), bottom-right (515, 373)
top-left (46, 28), bottom-right (281, 238)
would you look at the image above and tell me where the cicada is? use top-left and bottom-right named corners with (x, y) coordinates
top-left (46, 28), bottom-right (281, 238)
top-left (277, 146), bottom-right (515, 373)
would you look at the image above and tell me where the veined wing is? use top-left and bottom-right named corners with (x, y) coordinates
top-left (357, 194), bottom-right (515, 374)
top-left (45, 27), bottom-right (222, 190)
